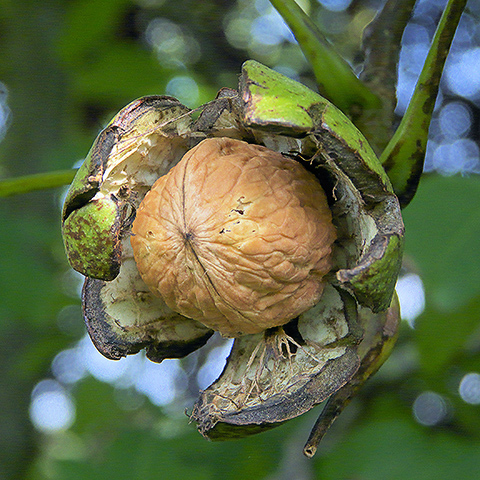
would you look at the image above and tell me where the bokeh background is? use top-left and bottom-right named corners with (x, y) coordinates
top-left (1, 0), bottom-right (480, 479)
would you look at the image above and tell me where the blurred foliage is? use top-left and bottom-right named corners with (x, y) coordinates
top-left (0, 0), bottom-right (479, 479)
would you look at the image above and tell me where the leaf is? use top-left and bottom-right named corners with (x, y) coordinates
top-left (318, 409), bottom-right (480, 479)
top-left (313, 395), bottom-right (480, 480)
top-left (58, 0), bottom-right (131, 61)
top-left (70, 44), bottom-right (174, 101)
top-left (415, 295), bottom-right (480, 376)
top-left (54, 420), bottom-right (292, 480)
top-left (0, 202), bottom-right (70, 327)
top-left (401, 174), bottom-right (480, 311)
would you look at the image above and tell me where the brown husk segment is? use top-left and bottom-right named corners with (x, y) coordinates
top-left (191, 284), bottom-right (361, 437)
top-left (303, 295), bottom-right (400, 457)
top-left (82, 257), bottom-right (213, 363)
top-left (131, 137), bottom-right (336, 337)
top-left (195, 349), bottom-right (359, 438)
top-left (306, 136), bottom-right (404, 312)
top-left (71, 94), bottom-right (251, 362)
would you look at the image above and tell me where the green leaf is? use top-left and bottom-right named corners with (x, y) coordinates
top-left (70, 44), bottom-right (174, 101)
top-left (380, 0), bottom-right (468, 206)
top-left (416, 295), bottom-right (480, 376)
top-left (402, 174), bottom-right (480, 311)
top-left (0, 203), bottom-right (70, 327)
top-left (54, 418), bottom-right (294, 480)
top-left (318, 404), bottom-right (480, 479)
top-left (58, 0), bottom-right (131, 61)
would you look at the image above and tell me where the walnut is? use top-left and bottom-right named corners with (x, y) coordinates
top-left (131, 137), bottom-right (336, 337)
top-left (62, 62), bottom-right (406, 449)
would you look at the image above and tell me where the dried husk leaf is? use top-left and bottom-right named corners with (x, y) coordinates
top-left (83, 256), bottom-right (213, 363)
top-left (191, 284), bottom-right (361, 437)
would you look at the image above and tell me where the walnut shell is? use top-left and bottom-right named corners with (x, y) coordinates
top-left (131, 137), bottom-right (336, 337)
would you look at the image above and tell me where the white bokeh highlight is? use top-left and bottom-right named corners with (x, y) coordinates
top-left (413, 391), bottom-right (448, 426)
top-left (396, 274), bottom-right (426, 327)
top-left (197, 339), bottom-right (234, 390)
top-left (30, 380), bottom-right (76, 433)
top-left (459, 373), bottom-right (480, 405)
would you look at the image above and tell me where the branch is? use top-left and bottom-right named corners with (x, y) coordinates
top-left (358, 0), bottom-right (417, 152)
top-left (0, 169), bottom-right (77, 197)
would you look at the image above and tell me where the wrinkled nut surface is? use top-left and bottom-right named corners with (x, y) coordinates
top-left (131, 137), bottom-right (336, 337)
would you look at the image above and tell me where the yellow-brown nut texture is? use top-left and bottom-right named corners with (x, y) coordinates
top-left (131, 137), bottom-right (336, 337)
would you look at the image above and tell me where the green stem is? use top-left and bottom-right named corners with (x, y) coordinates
top-left (269, 0), bottom-right (381, 114)
top-left (380, 0), bottom-right (468, 207)
top-left (0, 169), bottom-right (77, 197)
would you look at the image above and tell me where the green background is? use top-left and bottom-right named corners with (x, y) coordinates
top-left (1, 1), bottom-right (479, 479)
